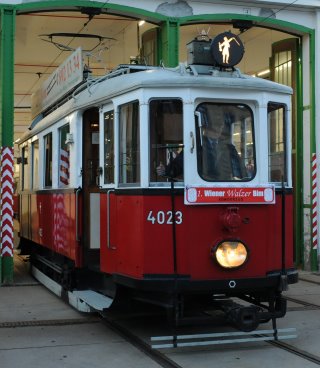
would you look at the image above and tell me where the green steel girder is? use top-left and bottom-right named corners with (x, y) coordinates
top-left (0, 7), bottom-right (15, 284)
top-left (159, 19), bottom-right (179, 67)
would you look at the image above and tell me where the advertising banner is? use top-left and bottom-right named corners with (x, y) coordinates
top-left (31, 47), bottom-right (83, 118)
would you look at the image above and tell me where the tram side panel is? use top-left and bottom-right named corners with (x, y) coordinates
top-left (267, 191), bottom-right (294, 271)
top-left (100, 192), bottom-right (294, 283)
top-left (20, 193), bottom-right (30, 239)
top-left (100, 193), bottom-right (147, 277)
top-left (20, 191), bottom-right (82, 266)
top-left (30, 193), bottom-right (40, 244)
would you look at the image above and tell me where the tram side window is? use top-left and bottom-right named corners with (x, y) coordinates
top-left (58, 125), bottom-right (70, 187)
top-left (31, 140), bottom-right (39, 189)
top-left (44, 133), bottom-right (53, 188)
top-left (21, 146), bottom-right (30, 190)
top-left (149, 99), bottom-right (183, 183)
top-left (104, 111), bottom-right (114, 184)
top-left (119, 101), bottom-right (140, 184)
top-left (195, 103), bottom-right (254, 181)
top-left (268, 103), bottom-right (287, 183)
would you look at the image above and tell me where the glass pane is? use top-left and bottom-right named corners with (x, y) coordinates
top-left (104, 111), bottom-right (114, 184)
top-left (195, 103), bottom-right (254, 181)
top-left (149, 99), bottom-right (183, 182)
top-left (274, 51), bottom-right (292, 87)
top-left (268, 103), bottom-right (286, 183)
top-left (59, 125), bottom-right (70, 187)
top-left (119, 101), bottom-right (140, 184)
top-left (22, 146), bottom-right (29, 190)
top-left (32, 140), bottom-right (39, 189)
top-left (44, 133), bottom-right (52, 187)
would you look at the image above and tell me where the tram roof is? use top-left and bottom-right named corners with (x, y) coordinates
top-left (74, 65), bottom-right (293, 103)
top-left (20, 65), bottom-right (292, 142)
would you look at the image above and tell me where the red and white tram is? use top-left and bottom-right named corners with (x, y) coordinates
top-left (18, 34), bottom-right (297, 333)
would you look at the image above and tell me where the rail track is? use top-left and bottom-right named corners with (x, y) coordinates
top-left (2, 275), bottom-right (320, 367)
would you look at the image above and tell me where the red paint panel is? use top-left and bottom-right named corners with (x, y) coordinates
top-left (20, 193), bottom-right (30, 239)
top-left (100, 193), bottom-right (118, 274)
top-left (37, 194), bottom-right (53, 248)
top-left (30, 194), bottom-right (40, 244)
top-left (100, 192), bottom-right (294, 282)
top-left (115, 196), bottom-right (144, 277)
top-left (20, 192), bottom-right (81, 265)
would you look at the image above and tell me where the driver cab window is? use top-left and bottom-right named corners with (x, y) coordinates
top-left (149, 99), bottom-right (183, 183)
top-left (195, 103), bottom-right (254, 181)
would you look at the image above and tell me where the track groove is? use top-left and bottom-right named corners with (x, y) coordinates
top-left (0, 317), bottom-right (100, 328)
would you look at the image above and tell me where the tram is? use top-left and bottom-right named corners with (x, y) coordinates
top-left (18, 32), bottom-right (298, 332)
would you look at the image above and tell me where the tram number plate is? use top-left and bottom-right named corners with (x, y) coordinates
top-left (147, 211), bottom-right (183, 225)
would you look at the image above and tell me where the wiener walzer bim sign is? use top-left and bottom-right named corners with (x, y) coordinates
top-left (185, 185), bottom-right (276, 205)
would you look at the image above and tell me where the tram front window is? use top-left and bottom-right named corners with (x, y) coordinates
top-left (267, 103), bottom-right (287, 183)
top-left (195, 103), bottom-right (255, 182)
top-left (149, 99), bottom-right (183, 183)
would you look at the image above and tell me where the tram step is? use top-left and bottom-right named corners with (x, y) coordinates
top-left (72, 290), bottom-right (113, 311)
top-left (32, 266), bottom-right (113, 313)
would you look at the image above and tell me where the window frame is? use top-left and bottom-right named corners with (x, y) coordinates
top-left (118, 100), bottom-right (140, 187)
top-left (194, 102), bottom-right (255, 182)
top-left (103, 110), bottom-right (115, 185)
top-left (149, 98), bottom-right (184, 186)
top-left (43, 132), bottom-right (53, 188)
top-left (31, 139), bottom-right (39, 190)
top-left (267, 102), bottom-right (288, 185)
top-left (21, 144), bottom-right (30, 191)
top-left (58, 124), bottom-right (70, 188)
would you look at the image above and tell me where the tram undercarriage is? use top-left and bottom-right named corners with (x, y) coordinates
top-left (22, 238), bottom-right (297, 333)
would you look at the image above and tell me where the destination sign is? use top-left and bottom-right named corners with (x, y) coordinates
top-left (31, 47), bottom-right (83, 118)
top-left (185, 185), bottom-right (275, 205)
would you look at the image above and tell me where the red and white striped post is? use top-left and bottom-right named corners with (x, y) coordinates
top-left (0, 146), bottom-right (15, 282)
top-left (312, 153), bottom-right (318, 252)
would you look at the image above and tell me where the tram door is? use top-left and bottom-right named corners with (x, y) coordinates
top-left (82, 108), bottom-right (102, 267)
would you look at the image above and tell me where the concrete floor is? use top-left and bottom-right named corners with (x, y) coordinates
top-left (1, 254), bottom-right (320, 368)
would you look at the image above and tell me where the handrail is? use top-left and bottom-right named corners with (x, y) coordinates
top-left (75, 187), bottom-right (82, 242)
top-left (107, 189), bottom-right (115, 249)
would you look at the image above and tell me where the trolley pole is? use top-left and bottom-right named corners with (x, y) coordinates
top-left (0, 7), bottom-right (15, 284)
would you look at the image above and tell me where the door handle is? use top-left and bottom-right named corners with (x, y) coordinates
top-left (96, 167), bottom-right (103, 187)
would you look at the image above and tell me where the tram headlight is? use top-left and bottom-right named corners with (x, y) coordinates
top-left (213, 241), bottom-right (248, 269)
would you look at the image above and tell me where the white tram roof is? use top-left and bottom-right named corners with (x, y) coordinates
top-left (20, 64), bottom-right (292, 143)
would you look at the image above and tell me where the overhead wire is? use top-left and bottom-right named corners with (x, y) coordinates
top-left (239, 0), bottom-right (300, 35)
top-left (16, 0), bottom-right (112, 109)
top-left (16, 0), bottom-right (300, 109)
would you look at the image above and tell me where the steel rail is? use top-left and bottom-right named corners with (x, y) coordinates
top-left (101, 314), bottom-right (184, 368)
top-left (284, 295), bottom-right (320, 310)
top-left (268, 340), bottom-right (320, 366)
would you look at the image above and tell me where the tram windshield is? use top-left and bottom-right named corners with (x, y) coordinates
top-left (195, 103), bottom-right (255, 182)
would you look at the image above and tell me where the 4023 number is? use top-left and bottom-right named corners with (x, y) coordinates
top-left (147, 211), bottom-right (183, 225)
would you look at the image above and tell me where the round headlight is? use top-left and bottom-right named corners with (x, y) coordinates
top-left (214, 241), bottom-right (248, 269)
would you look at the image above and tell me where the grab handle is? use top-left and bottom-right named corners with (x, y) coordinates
top-left (107, 189), bottom-right (116, 249)
top-left (75, 187), bottom-right (81, 242)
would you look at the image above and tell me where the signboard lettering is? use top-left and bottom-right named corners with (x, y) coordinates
top-left (31, 47), bottom-right (83, 118)
top-left (185, 185), bottom-right (275, 205)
